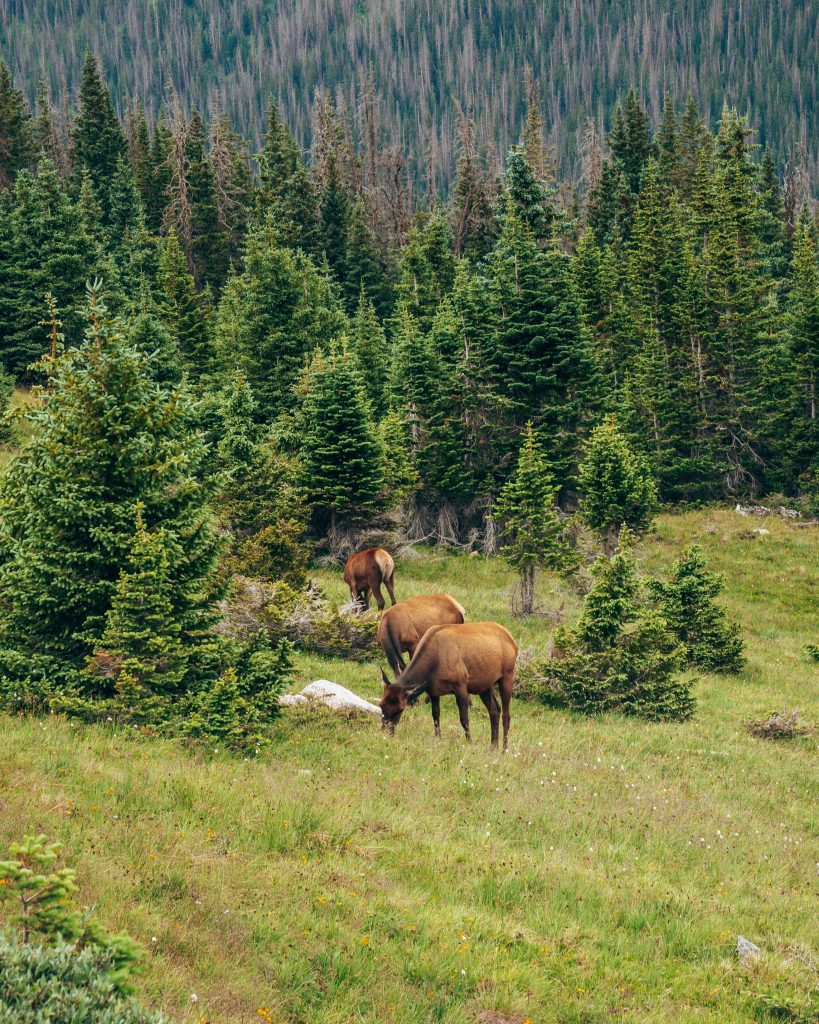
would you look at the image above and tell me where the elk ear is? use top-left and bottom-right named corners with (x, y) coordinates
top-left (380, 668), bottom-right (392, 688)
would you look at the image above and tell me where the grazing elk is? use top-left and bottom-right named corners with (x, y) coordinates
top-left (343, 547), bottom-right (396, 611)
top-left (377, 594), bottom-right (466, 677)
top-left (380, 622), bottom-right (517, 751)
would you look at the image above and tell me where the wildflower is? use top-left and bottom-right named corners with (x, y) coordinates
top-left (361, 936), bottom-right (370, 945)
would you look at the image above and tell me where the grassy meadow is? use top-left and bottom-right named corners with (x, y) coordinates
top-left (0, 509), bottom-right (817, 1023)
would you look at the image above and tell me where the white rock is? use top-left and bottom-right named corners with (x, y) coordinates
top-left (752, 528), bottom-right (770, 535)
top-left (279, 680), bottom-right (381, 716)
top-left (736, 936), bottom-right (761, 965)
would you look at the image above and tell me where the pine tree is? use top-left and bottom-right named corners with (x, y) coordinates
top-left (144, 113), bottom-right (171, 232)
top-left (579, 416), bottom-right (657, 553)
top-left (788, 225), bottom-right (819, 474)
top-left (498, 146), bottom-right (556, 244)
top-left (451, 109), bottom-right (496, 261)
top-left (648, 545), bottom-right (744, 673)
top-left (88, 507), bottom-right (188, 695)
top-left (32, 78), bottom-right (67, 176)
top-left (542, 539), bottom-right (694, 721)
top-left (0, 286), bottom-right (222, 686)
top-left (609, 88), bottom-right (651, 194)
top-left (217, 373), bottom-right (308, 584)
top-left (186, 110), bottom-right (230, 292)
top-left (157, 228), bottom-right (212, 376)
top-left (396, 211), bottom-right (455, 330)
top-left (350, 290), bottom-right (390, 418)
top-left (488, 213), bottom-right (601, 483)
top-left (127, 310), bottom-right (181, 384)
top-left (209, 111), bottom-right (251, 266)
top-left (0, 60), bottom-right (34, 189)
top-left (494, 423), bottom-right (575, 614)
top-left (214, 219), bottom-right (346, 419)
top-left (71, 52), bottom-right (126, 217)
top-left (299, 345), bottom-right (385, 530)
top-left (2, 162), bottom-right (96, 378)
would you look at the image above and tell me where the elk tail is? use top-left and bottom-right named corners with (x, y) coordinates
top-left (373, 548), bottom-right (395, 584)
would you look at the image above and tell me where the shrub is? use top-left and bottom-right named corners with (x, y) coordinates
top-left (647, 544), bottom-right (745, 673)
top-left (0, 937), bottom-right (170, 1024)
top-left (744, 710), bottom-right (811, 740)
top-left (0, 834), bottom-right (140, 984)
top-left (220, 576), bottom-right (379, 661)
top-left (533, 540), bottom-right (695, 721)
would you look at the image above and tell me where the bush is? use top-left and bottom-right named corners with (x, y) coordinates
top-left (220, 576), bottom-right (379, 661)
top-left (647, 545), bottom-right (745, 673)
top-left (744, 710), bottom-right (811, 740)
top-left (532, 540), bottom-right (695, 721)
top-left (0, 937), bottom-right (170, 1024)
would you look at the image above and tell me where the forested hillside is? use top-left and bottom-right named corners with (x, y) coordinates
top-left (2, 0), bottom-right (817, 188)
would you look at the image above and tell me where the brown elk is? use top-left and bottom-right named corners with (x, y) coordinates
top-left (343, 547), bottom-right (396, 610)
top-left (377, 594), bottom-right (466, 676)
top-left (380, 622), bottom-right (517, 751)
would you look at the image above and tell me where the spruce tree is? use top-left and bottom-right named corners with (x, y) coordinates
top-left (298, 345), bottom-right (385, 530)
top-left (396, 211), bottom-right (455, 330)
top-left (0, 286), bottom-right (222, 688)
top-left (157, 228), bottom-right (212, 376)
top-left (648, 545), bottom-right (744, 673)
top-left (788, 225), bottom-right (819, 474)
top-left (214, 219), bottom-right (347, 419)
top-left (609, 88), bottom-right (651, 194)
top-left (543, 540), bottom-right (694, 721)
top-left (579, 416), bottom-right (657, 553)
top-left (488, 213), bottom-right (601, 483)
top-left (350, 290), bottom-right (390, 419)
top-left (2, 162), bottom-right (97, 378)
top-left (186, 110), bottom-right (230, 292)
top-left (88, 507), bottom-right (188, 695)
top-left (495, 423), bottom-right (575, 614)
top-left (71, 52), bottom-right (126, 217)
top-left (498, 146), bottom-right (556, 244)
top-left (0, 60), bottom-right (33, 189)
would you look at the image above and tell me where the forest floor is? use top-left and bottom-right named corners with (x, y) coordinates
top-left (0, 510), bottom-right (817, 1023)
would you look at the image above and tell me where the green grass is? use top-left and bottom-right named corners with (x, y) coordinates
top-left (0, 510), bottom-right (817, 1023)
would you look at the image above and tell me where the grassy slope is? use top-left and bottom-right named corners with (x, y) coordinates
top-left (0, 510), bottom-right (816, 1024)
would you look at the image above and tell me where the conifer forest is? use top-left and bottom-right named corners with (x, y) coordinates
top-left (0, 9), bottom-right (817, 1024)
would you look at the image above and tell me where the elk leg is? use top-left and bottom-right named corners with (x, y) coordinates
top-left (479, 690), bottom-right (500, 749)
top-left (384, 574), bottom-right (397, 606)
top-left (359, 587), bottom-right (371, 611)
top-left (499, 674), bottom-right (514, 753)
top-left (372, 580), bottom-right (386, 611)
top-left (430, 695), bottom-right (441, 737)
top-left (455, 690), bottom-right (471, 743)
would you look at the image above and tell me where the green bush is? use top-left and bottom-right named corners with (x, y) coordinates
top-left (533, 540), bottom-right (695, 721)
top-left (0, 936), bottom-right (169, 1024)
top-left (647, 544), bottom-right (745, 673)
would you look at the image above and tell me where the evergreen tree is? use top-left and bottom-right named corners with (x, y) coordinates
top-left (579, 416), bottom-right (657, 553)
top-left (452, 111), bottom-right (496, 261)
top-left (609, 88), bottom-right (651, 194)
top-left (298, 345), bottom-right (385, 530)
top-left (156, 228), bottom-right (211, 376)
top-left (488, 213), bottom-right (601, 482)
top-left (0, 60), bottom-right (33, 189)
top-left (127, 310), bottom-right (181, 384)
top-left (396, 211), bottom-right (455, 330)
top-left (71, 51), bottom-right (126, 217)
top-left (498, 146), bottom-right (557, 244)
top-left (214, 218), bottom-right (346, 419)
top-left (1, 162), bottom-right (96, 378)
top-left (144, 114), bottom-right (171, 232)
top-left (0, 287), bottom-right (222, 686)
top-left (542, 539), bottom-right (694, 721)
top-left (186, 109), bottom-right (230, 292)
top-left (88, 507), bottom-right (188, 694)
top-left (494, 423), bottom-right (575, 614)
top-left (350, 290), bottom-right (390, 418)
top-left (648, 545), bottom-right (744, 673)
top-left (788, 225), bottom-right (819, 474)
top-left (33, 78), bottom-right (68, 177)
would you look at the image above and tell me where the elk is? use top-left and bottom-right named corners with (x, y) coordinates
top-left (343, 547), bottom-right (396, 610)
top-left (377, 594), bottom-right (465, 676)
top-left (380, 622), bottom-right (517, 751)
